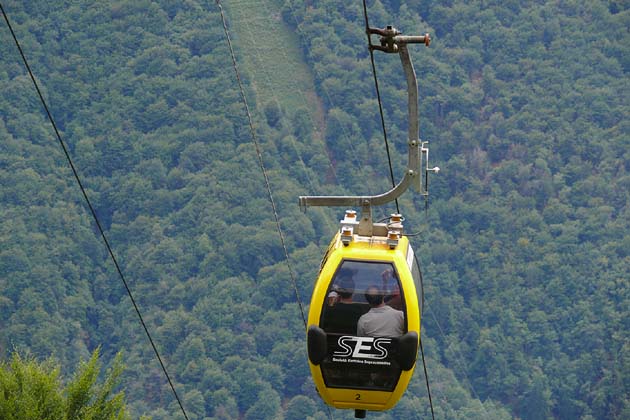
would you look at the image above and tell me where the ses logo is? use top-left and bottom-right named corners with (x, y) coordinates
top-left (334, 336), bottom-right (392, 360)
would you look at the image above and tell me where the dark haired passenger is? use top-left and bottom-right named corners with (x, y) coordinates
top-left (357, 285), bottom-right (404, 337)
top-left (322, 269), bottom-right (369, 334)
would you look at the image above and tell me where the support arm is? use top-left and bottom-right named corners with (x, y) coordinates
top-left (299, 29), bottom-right (429, 210)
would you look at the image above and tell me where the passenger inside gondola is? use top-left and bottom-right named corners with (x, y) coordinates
top-left (357, 285), bottom-right (404, 337)
top-left (322, 268), bottom-right (369, 334)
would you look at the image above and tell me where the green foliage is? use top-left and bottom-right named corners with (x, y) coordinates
top-left (285, 395), bottom-right (317, 420)
top-left (0, 354), bottom-right (64, 420)
top-left (0, 349), bottom-right (133, 420)
top-left (1, 0), bottom-right (628, 419)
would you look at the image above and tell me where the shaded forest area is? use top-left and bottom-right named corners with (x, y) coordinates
top-left (1, 1), bottom-right (628, 419)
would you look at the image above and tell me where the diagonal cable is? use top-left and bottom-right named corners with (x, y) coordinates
top-left (362, 2), bottom-right (434, 414)
top-left (215, 0), bottom-right (307, 328)
top-left (216, 3), bottom-right (334, 419)
top-left (412, 243), bottom-right (435, 419)
top-left (0, 3), bottom-right (189, 419)
top-left (361, 1), bottom-right (433, 416)
top-left (419, 338), bottom-right (436, 420)
top-left (361, 0), bottom-right (399, 214)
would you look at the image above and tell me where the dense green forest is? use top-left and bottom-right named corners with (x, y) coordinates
top-left (1, 0), bottom-right (628, 419)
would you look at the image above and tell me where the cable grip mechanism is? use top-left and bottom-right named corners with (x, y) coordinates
top-left (368, 25), bottom-right (430, 53)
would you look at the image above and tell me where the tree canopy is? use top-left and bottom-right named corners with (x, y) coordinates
top-left (0, 349), bottom-right (136, 420)
top-left (1, 0), bottom-right (628, 419)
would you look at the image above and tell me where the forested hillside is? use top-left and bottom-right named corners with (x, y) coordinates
top-left (1, 1), bottom-right (628, 420)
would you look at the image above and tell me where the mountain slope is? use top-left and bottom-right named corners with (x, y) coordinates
top-left (1, 1), bottom-right (628, 419)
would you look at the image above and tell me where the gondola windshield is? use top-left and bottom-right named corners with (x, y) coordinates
top-left (319, 260), bottom-right (406, 391)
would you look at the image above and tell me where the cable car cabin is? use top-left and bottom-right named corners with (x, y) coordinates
top-left (300, 23), bottom-right (434, 418)
top-left (307, 218), bottom-right (422, 418)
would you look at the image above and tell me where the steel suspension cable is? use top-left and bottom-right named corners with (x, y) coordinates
top-left (229, 4), bottom-right (317, 193)
top-left (215, 4), bottom-right (335, 419)
top-left (215, 0), bottom-right (307, 328)
top-left (0, 3), bottom-right (190, 419)
top-left (359, 1), bottom-right (435, 416)
top-left (281, 0), bottom-right (390, 222)
top-left (361, 0), bottom-right (399, 215)
top-left (412, 249), bottom-right (436, 420)
top-left (419, 338), bottom-right (436, 420)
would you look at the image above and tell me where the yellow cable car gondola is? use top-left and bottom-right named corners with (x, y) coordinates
top-left (299, 25), bottom-right (437, 418)
top-left (307, 212), bottom-right (423, 418)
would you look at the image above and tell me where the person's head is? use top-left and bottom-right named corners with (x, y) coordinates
top-left (364, 285), bottom-right (384, 307)
top-left (335, 268), bottom-right (355, 299)
top-left (327, 290), bottom-right (339, 306)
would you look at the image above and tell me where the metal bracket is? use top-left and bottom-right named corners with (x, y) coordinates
top-left (299, 25), bottom-right (436, 234)
top-left (421, 141), bottom-right (440, 196)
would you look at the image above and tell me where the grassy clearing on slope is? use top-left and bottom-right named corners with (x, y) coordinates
top-left (222, 0), bottom-right (323, 128)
